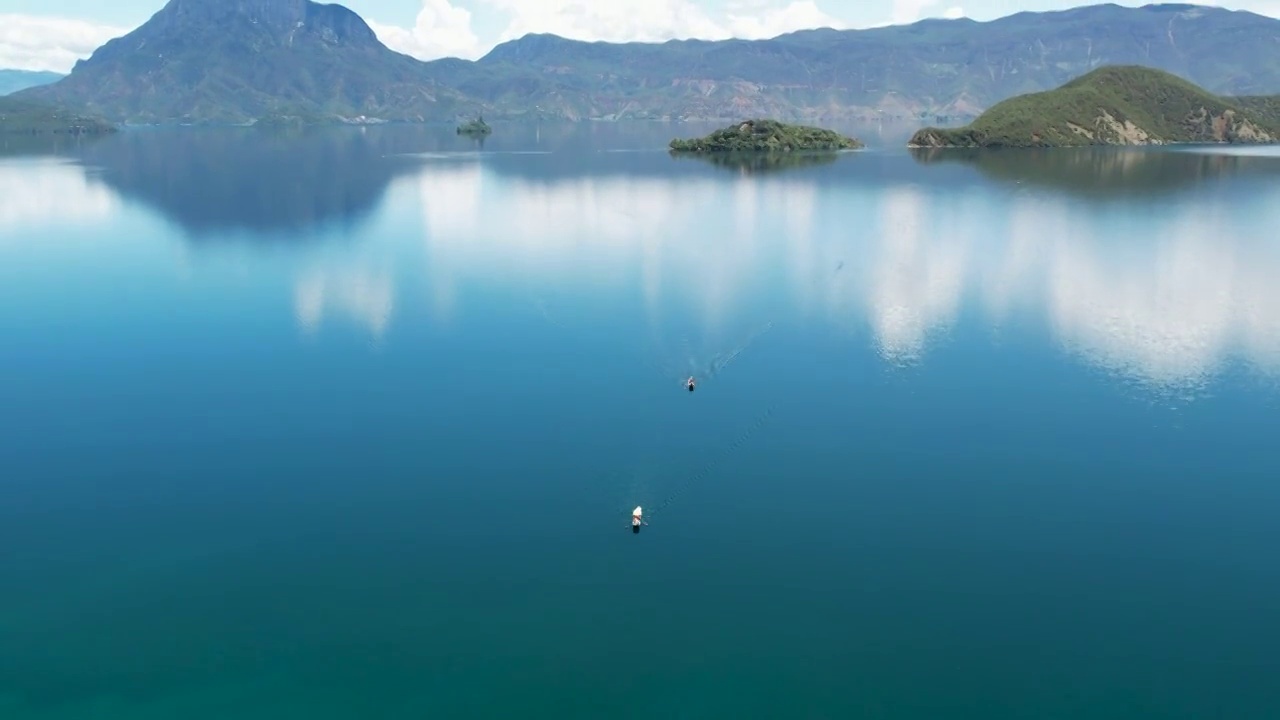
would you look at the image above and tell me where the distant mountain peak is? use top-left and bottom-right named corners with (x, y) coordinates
top-left (62, 0), bottom-right (383, 78)
top-left (140, 0), bottom-right (378, 48)
top-left (16, 0), bottom-right (470, 123)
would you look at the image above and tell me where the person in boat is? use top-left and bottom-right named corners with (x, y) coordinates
top-left (632, 506), bottom-right (644, 532)
top-left (686, 376), bottom-right (696, 392)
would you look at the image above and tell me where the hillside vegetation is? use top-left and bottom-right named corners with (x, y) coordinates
top-left (0, 97), bottom-right (116, 134)
top-left (908, 66), bottom-right (1280, 148)
top-left (457, 116), bottom-right (492, 135)
top-left (670, 120), bottom-right (861, 153)
top-left (1233, 96), bottom-right (1280, 126)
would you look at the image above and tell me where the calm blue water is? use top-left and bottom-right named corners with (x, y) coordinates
top-left (2, 123), bottom-right (1279, 719)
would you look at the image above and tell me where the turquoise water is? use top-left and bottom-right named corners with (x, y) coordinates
top-left (2, 124), bottom-right (1279, 719)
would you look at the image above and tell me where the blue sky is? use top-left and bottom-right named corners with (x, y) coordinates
top-left (2, 0), bottom-right (1278, 72)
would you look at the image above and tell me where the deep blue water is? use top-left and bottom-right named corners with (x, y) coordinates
top-left (2, 123), bottom-right (1279, 719)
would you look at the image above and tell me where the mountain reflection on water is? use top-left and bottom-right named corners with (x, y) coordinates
top-left (910, 145), bottom-right (1280, 199)
top-left (73, 127), bottom-right (431, 238)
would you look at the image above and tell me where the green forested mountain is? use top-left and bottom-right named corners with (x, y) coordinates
top-left (908, 66), bottom-right (1280, 147)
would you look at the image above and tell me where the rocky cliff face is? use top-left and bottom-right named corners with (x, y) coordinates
top-left (1189, 108), bottom-right (1275, 143)
top-left (1060, 107), bottom-right (1275, 145)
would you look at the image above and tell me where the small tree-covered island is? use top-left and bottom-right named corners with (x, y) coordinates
top-left (457, 116), bottom-right (492, 136)
top-left (908, 66), bottom-right (1280, 149)
top-left (670, 119), bottom-right (863, 153)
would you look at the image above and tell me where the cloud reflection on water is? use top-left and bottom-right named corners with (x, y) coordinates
top-left (0, 159), bottom-right (116, 232)
top-left (1038, 204), bottom-right (1280, 390)
top-left (407, 153), bottom-right (1280, 392)
top-left (4, 145), bottom-right (1278, 394)
top-left (410, 160), bottom-right (785, 342)
top-left (866, 186), bottom-right (970, 365)
top-left (294, 266), bottom-right (395, 342)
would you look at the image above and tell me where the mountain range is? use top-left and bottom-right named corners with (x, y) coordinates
top-left (13, 0), bottom-right (1280, 124)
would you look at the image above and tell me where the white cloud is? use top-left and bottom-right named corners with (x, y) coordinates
top-left (377, 0), bottom-right (846, 61)
top-left (890, 0), bottom-right (938, 24)
top-left (0, 14), bottom-right (127, 73)
top-left (725, 1), bottom-right (849, 37)
top-left (480, 0), bottom-right (733, 46)
top-left (1216, 0), bottom-right (1280, 17)
top-left (889, 0), bottom-right (970, 24)
top-left (366, 0), bottom-right (484, 61)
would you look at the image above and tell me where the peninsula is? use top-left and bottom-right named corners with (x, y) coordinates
top-left (670, 120), bottom-right (862, 153)
top-left (908, 66), bottom-right (1280, 148)
top-left (0, 97), bottom-right (115, 135)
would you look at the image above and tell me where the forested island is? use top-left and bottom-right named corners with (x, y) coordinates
top-left (457, 116), bottom-right (492, 136)
top-left (908, 66), bottom-right (1280, 148)
top-left (669, 119), bottom-right (862, 153)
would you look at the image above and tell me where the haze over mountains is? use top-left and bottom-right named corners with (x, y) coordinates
top-left (0, 70), bottom-right (64, 97)
top-left (12, 0), bottom-right (1280, 124)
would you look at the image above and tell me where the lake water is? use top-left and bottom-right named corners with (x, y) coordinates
top-left (2, 122), bottom-right (1279, 719)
